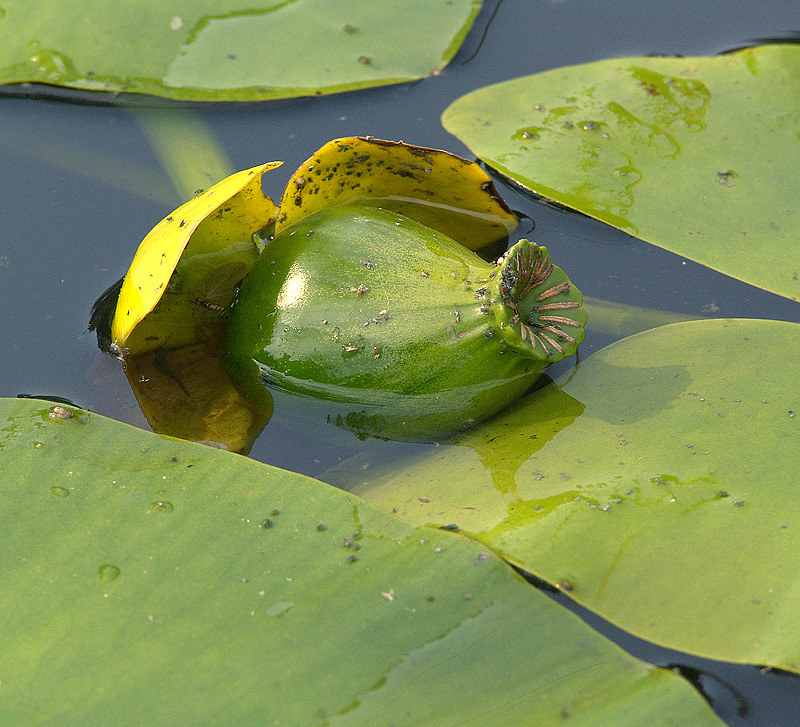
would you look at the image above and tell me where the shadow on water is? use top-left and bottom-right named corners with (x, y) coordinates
top-left (516, 567), bottom-right (800, 727)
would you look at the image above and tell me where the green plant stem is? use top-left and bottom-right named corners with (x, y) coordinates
top-left (131, 109), bottom-right (234, 202)
top-left (583, 296), bottom-right (704, 339)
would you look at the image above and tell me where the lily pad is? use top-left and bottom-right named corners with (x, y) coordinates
top-left (331, 318), bottom-right (800, 672)
top-left (0, 398), bottom-right (723, 726)
top-left (442, 45), bottom-right (800, 301)
top-left (0, 1), bottom-right (482, 101)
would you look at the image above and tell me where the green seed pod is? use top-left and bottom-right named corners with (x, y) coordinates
top-left (220, 204), bottom-right (585, 440)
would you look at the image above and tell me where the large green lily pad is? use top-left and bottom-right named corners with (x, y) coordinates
top-left (442, 45), bottom-right (800, 302)
top-left (331, 318), bottom-right (800, 672)
top-left (0, 0), bottom-right (481, 101)
top-left (0, 398), bottom-right (723, 726)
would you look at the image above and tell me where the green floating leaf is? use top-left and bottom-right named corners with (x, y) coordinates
top-left (0, 398), bottom-right (723, 726)
top-left (332, 319), bottom-right (800, 672)
top-left (442, 45), bottom-right (800, 301)
top-left (0, 0), bottom-right (481, 101)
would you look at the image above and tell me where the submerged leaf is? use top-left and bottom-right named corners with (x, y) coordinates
top-left (331, 318), bottom-right (800, 672)
top-left (0, 1), bottom-right (482, 101)
top-left (443, 45), bottom-right (800, 301)
top-left (0, 397), bottom-right (724, 726)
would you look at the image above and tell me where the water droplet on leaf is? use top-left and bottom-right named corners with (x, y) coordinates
top-left (266, 601), bottom-right (294, 618)
top-left (98, 564), bottom-right (120, 582)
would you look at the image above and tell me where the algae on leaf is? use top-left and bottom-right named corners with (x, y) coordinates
top-left (443, 45), bottom-right (800, 301)
top-left (0, 0), bottom-right (482, 101)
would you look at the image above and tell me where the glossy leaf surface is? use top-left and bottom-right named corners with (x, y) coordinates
top-left (0, 1), bottom-right (481, 101)
top-left (442, 45), bottom-right (800, 301)
top-left (0, 398), bottom-right (723, 726)
top-left (331, 319), bottom-right (800, 672)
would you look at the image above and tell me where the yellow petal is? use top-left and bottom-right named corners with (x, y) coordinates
top-left (112, 162), bottom-right (282, 353)
top-left (275, 137), bottom-right (517, 250)
top-left (123, 340), bottom-right (270, 455)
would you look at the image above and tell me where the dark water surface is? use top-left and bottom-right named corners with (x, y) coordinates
top-left (2, 1), bottom-right (800, 724)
